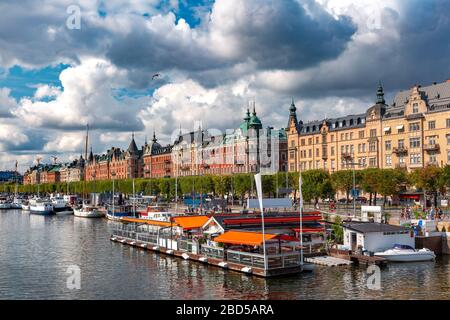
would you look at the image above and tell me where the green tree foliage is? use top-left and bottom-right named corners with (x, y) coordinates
top-left (410, 166), bottom-right (443, 207)
top-left (301, 169), bottom-right (334, 204)
top-left (331, 170), bottom-right (355, 202)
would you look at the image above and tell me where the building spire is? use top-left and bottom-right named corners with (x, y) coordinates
top-left (152, 129), bottom-right (157, 143)
top-left (289, 97), bottom-right (296, 113)
top-left (252, 101), bottom-right (256, 116)
top-left (376, 81), bottom-right (385, 104)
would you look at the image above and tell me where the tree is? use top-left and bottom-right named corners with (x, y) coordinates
top-left (410, 166), bottom-right (443, 207)
top-left (378, 169), bottom-right (408, 205)
top-left (213, 175), bottom-right (230, 199)
top-left (332, 215), bottom-right (343, 243)
top-left (301, 169), bottom-right (334, 205)
top-left (331, 170), bottom-right (354, 202)
top-left (233, 174), bottom-right (251, 203)
top-left (360, 168), bottom-right (381, 205)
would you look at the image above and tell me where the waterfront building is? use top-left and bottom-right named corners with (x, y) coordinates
top-left (172, 107), bottom-right (288, 177)
top-left (342, 222), bottom-right (413, 252)
top-left (143, 131), bottom-right (173, 178)
top-left (287, 79), bottom-right (450, 172)
top-left (59, 156), bottom-right (85, 183)
top-left (85, 134), bottom-right (144, 181)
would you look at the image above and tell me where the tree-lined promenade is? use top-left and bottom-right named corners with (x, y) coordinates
top-left (2, 166), bottom-right (449, 206)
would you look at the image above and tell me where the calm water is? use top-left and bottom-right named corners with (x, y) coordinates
top-left (1, 209), bottom-right (450, 300)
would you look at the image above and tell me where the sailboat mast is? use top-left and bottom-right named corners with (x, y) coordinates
top-left (83, 124), bottom-right (89, 203)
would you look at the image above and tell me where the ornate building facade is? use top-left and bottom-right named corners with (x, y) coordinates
top-left (287, 80), bottom-right (450, 173)
top-left (85, 134), bottom-right (144, 181)
top-left (143, 131), bottom-right (173, 178)
top-left (172, 107), bottom-right (288, 177)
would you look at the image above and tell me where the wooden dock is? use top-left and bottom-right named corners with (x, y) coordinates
top-left (329, 248), bottom-right (387, 267)
top-left (110, 235), bottom-right (304, 277)
top-left (305, 256), bottom-right (352, 267)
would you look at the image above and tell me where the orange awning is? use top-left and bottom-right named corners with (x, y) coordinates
top-left (214, 231), bottom-right (278, 246)
top-left (172, 215), bottom-right (210, 230)
top-left (121, 217), bottom-right (172, 227)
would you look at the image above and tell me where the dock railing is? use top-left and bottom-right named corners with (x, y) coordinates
top-left (111, 227), bottom-right (302, 270)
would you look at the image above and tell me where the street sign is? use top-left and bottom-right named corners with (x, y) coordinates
top-left (351, 189), bottom-right (360, 197)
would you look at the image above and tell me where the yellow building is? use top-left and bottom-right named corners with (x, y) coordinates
top-left (287, 79), bottom-right (450, 172)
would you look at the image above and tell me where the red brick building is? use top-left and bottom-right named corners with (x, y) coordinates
top-left (85, 134), bottom-right (144, 181)
top-left (143, 132), bottom-right (173, 178)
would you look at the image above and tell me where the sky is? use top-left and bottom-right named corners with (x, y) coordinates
top-left (0, 0), bottom-right (449, 172)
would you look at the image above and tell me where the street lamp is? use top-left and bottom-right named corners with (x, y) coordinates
top-left (346, 160), bottom-right (363, 218)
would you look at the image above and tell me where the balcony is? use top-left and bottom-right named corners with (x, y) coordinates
top-left (423, 143), bottom-right (440, 152)
top-left (341, 152), bottom-right (353, 161)
top-left (393, 146), bottom-right (408, 155)
top-left (426, 161), bottom-right (438, 167)
top-left (180, 165), bottom-right (190, 171)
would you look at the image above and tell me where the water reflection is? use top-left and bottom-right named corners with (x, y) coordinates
top-left (1, 210), bottom-right (450, 299)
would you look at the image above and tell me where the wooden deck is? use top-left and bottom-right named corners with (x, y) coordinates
top-left (329, 248), bottom-right (387, 267)
top-left (110, 235), bottom-right (305, 277)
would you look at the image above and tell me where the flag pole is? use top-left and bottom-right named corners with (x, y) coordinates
top-left (298, 172), bottom-right (304, 267)
top-left (254, 173), bottom-right (267, 272)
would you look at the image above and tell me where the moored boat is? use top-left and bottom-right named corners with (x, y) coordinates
top-left (29, 198), bottom-right (54, 215)
top-left (0, 197), bottom-right (11, 209)
top-left (51, 195), bottom-right (73, 215)
top-left (138, 205), bottom-right (176, 221)
top-left (374, 244), bottom-right (436, 262)
top-left (106, 204), bottom-right (135, 221)
top-left (74, 204), bottom-right (106, 218)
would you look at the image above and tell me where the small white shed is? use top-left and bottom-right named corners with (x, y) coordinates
top-left (342, 222), bottom-right (414, 252)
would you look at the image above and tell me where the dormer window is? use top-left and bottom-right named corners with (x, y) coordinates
top-left (412, 103), bottom-right (419, 114)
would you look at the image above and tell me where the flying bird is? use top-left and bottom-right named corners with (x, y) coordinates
top-left (152, 73), bottom-right (161, 80)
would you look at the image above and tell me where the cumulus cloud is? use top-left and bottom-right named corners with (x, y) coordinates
top-left (0, 88), bottom-right (16, 117)
top-left (0, 0), bottom-right (449, 170)
top-left (12, 58), bottom-right (145, 131)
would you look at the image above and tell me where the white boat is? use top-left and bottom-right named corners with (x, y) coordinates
top-left (0, 197), bottom-right (11, 209)
top-left (29, 198), bottom-right (54, 215)
top-left (21, 201), bottom-right (30, 211)
top-left (374, 244), bottom-right (436, 262)
top-left (11, 197), bottom-right (23, 209)
top-left (138, 205), bottom-right (177, 221)
top-left (51, 195), bottom-right (73, 215)
top-left (73, 204), bottom-right (106, 218)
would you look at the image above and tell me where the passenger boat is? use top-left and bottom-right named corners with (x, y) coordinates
top-left (0, 197), bottom-right (11, 209)
top-left (29, 198), bottom-right (54, 215)
top-left (51, 195), bottom-right (73, 215)
top-left (374, 244), bottom-right (436, 262)
top-left (73, 204), bottom-right (106, 218)
top-left (106, 204), bottom-right (135, 221)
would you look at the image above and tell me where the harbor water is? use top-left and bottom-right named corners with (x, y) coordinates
top-left (1, 209), bottom-right (450, 300)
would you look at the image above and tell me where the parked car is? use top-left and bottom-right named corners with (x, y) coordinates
top-left (338, 198), bottom-right (348, 204)
top-left (355, 196), bottom-right (368, 204)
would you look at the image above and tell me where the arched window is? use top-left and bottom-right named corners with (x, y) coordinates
top-left (312, 125), bottom-right (316, 132)
top-left (349, 119), bottom-right (354, 126)
top-left (357, 118), bottom-right (361, 124)
top-left (342, 120), bottom-right (346, 127)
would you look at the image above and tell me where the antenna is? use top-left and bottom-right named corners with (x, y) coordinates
top-left (51, 156), bottom-right (58, 164)
top-left (36, 156), bottom-right (42, 166)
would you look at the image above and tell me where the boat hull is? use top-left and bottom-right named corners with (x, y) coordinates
top-left (0, 203), bottom-right (11, 209)
top-left (375, 249), bottom-right (436, 262)
top-left (30, 209), bottom-right (54, 215)
top-left (53, 206), bottom-right (73, 215)
top-left (74, 208), bottom-right (105, 218)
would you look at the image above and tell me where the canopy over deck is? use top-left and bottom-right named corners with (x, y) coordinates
top-left (214, 230), bottom-right (278, 246)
